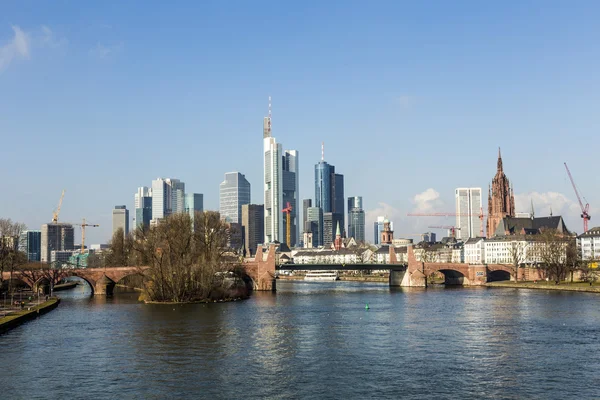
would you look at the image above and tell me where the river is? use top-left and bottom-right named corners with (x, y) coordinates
top-left (1, 281), bottom-right (599, 399)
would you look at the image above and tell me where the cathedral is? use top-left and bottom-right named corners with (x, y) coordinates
top-left (486, 149), bottom-right (515, 237)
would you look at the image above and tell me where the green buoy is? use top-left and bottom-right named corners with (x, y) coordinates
top-left (365, 303), bottom-right (370, 310)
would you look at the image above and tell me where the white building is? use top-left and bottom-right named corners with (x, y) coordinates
top-left (112, 205), bottom-right (129, 237)
top-left (151, 178), bottom-right (184, 223)
top-left (219, 172), bottom-right (251, 224)
top-left (578, 227), bottom-right (600, 261)
top-left (263, 110), bottom-right (283, 243)
top-left (464, 237), bottom-right (486, 264)
top-left (455, 187), bottom-right (482, 240)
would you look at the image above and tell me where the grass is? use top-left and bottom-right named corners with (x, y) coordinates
top-left (0, 298), bottom-right (59, 325)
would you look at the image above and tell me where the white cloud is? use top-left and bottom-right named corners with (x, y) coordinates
top-left (515, 191), bottom-right (582, 218)
top-left (89, 42), bottom-right (124, 59)
top-left (411, 188), bottom-right (444, 212)
top-left (40, 25), bottom-right (67, 48)
top-left (0, 26), bottom-right (30, 72)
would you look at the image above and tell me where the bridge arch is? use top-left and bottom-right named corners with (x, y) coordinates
top-left (487, 269), bottom-right (511, 282)
top-left (65, 272), bottom-right (97, 295)
top-left (435, 269), bottom-right (471, 285)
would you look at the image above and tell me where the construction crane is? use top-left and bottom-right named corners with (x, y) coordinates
top-left (74, 218), bottom-right (100, 252)
top-left (282, 202), bottom-right (292, 246)
top-left (52, 189), bottom-right (66, 223)
top-left (564, 162), bottom-right (591, 232)
top-left (428, 225), bottom-right (461, 238)
top-left (408, 210), bottom-right (487, 237)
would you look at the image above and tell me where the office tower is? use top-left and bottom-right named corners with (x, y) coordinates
top-left (306, 207), bottom-right (323, 247)
top-left (134, 186), bottom-right (152, 229)
top-left (332, 173), bottom-right (344, 235)
top-left (314, 144), bottom-right (344, 242)
top-left (220, 172), bottom-right (251, 224)
top-left (263, 100), bottom-right (283, 243)
top-left (18, 230), bottom-right (41, 262)
top-left (323, 212), bottom-right (343, 249)
top-left (151, 178), bottom-right (171, 222)
top-left (302, 199), bottom-right (312, 232)
top-left (41, 223), bottom-right (75, 263)
top-left (421, 232), bottom-right (437, 243)
top-left (347, 196), bottom-right (365, 243)
top-left (170, 179), bottom-right (185, 214)
top-left (112, 205), bottom-right (129, 237)
top-left (282, 150), bottom-right (299, 246)
top-left (242, 204), bottom-right (264, 256)
top-left (455, 188), bottom-right (482, 240)
top-left (185, 193), bottom-right (204, 223)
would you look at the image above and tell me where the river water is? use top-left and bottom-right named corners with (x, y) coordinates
top-left (1, 281), bottom-right (599, 399)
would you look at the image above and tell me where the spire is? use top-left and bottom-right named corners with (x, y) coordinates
top-left (321, 142), bottom-right (324, 161)
top-left (497, 147), bottom-right (503, 172)
top-left (550, 207), bottom-right (553, 217)
top-left (530, 199), bottom-right (535, 219)
top-left (336, 221), bottom-right (341, 237)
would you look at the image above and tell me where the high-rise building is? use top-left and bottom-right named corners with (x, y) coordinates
top-left (282, 150), bottom-right (299, 247)
top-left (347, 196), bottom-right (365, 243)
top-left (185, 193), bottom-right (204, 222)
top-left (302, 199), bottom-right (312, 232)
top-left (242, 204), bottom-right (264, 257)
top-left (421, 232), bottom-right (437, 243)
top-left (314, 145), bottom-right (344, 243)
top-left (112, 205), bottom-right (129, 237)
top-left (220, 172), bottom-right (251, 224)
top-left (306, 207), bottom-right (323, 247)
top-left (487, 149), bottom-right (515, 238)
top-left (170, 179), bottom-right (185, 214)
top-left (332, 173), bottom-right (344, 235)
top-left (323, 212), bottom-right (343, 249)
top-left (373, 216), bottom-right (385, 245)
top-left (41, 223), bottom-right (74, 263)
top-left (18, 230), bottom-right (41, 262)
top-left (134, 186), bottom-right (152, 229)
top-left (151, 178), bottom-right (172, 222)
top-left (264, 101), bottom-right (283, 244)
top-left (455, 188), bottom-right (482, 240)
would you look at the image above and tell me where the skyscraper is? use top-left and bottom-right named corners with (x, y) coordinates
top-left (347, 196), bottom-right (365, 242)
top-left (282, 150), bottom-right (299, 246)
top-left (487, 149), bottom-right (515, 237)
top-left (264, 98), bottom-right (283, 244)
top-left (242, 204), bottom-right (264, 257)
top-left (151, 178), bottom-right (172, 222)
top-left (18, 230), bottom-right (41, 262)
top-left (41, 223), bottom-right (74, 263)
top-left (185, 193), bottom-right (204, 222)
top-left (306, 207), bottom-right (323, 247)
top-left (112, 205), bottom-right (129, 237)
top-left (314, 144), bottom-right (344, 243)
top-left (302, 199), bottom-right (312, 232)
top-left (323, 212), bottom-right (343, 249)
top-left (373, 216), bottom-right (392, 245)
top-left (455, 188), bottom-right (482, 240)
top-left (332, 173), bottom-right (345, 235)
top-left (170, 179), bottom-right (185, 214)
top-left (134, 186), bottom-right (152, 229)
top-left (220, 172), bottom-right (251, 224)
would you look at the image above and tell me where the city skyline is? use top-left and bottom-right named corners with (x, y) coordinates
top-left (1, 2), bottom-right (598, 244)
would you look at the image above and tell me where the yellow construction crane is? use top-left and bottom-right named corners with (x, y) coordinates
top-left (75, 218), bottom-right (99, 252)
top-left (52, 189), bottom-right (66, 223)
top-left (282, 202), bottom-right (292, 246)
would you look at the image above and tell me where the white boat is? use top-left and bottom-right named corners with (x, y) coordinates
top-left (304, 271), bottom-right (339, 281)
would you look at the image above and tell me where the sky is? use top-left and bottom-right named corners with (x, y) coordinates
top-left (1, 0), bottom-right (599, 245)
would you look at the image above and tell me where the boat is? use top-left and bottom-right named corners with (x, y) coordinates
top-left (304, 271), bottom-right (339, 281)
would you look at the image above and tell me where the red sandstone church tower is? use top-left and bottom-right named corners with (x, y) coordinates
top-left (486, 148), bottom-right (515, 238)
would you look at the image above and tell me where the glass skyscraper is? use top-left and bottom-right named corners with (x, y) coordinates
top-left (185, 193), bottom-right (204, 221)
top-left (347, 196), bottom-right (365, 243)
top-left (314, 154), bottom-right (344, 243)
top-left (18, 230), bottom-right (41, 262)
top-left (306, 207), bottom-right (323, 247)
top-left (220, 172), bottom-right (251, 224)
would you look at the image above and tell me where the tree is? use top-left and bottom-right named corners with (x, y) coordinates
top-left (508, 240), bottom-right (527, 281)
top-left (533, 229), bottom-right (569, 284)
top-left (565, 238), bottom-right (582, 283)
top-left (130, 211), bottom-right (243, 303)
top-left (0, 218), bottom-right (27, 293)
top-left (105, 228), bottom-right (132, 267)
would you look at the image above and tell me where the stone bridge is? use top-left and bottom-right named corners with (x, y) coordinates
top-left (2, 244), bottom-right (277, 296)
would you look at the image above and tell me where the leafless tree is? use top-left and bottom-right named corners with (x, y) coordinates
top-left (533, 229), bottom-right (569, 284)
top-left (508, 240), bottom-right (527, 281)
top-left (0, 218), bottom-right (28, 293)
top-left (105, 228), bottom-right (132, 267)
top-left (128, 211), bottom-right (243, 303)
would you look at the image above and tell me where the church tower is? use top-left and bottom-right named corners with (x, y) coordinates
top-left (486, 148), bottom-right (515, 237)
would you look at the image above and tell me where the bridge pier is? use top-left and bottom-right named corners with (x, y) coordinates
top-left (94, 275), bottom-right (116, 296)
top-left (389, 269), bottom-right (406, 287)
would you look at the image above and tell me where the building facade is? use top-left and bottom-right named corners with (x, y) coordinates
top-left (282, 150), bottom-right (299, 247)
top-left (220, 172), bottom-right (251, 224)
top-left (242, 204), bottom-right (264, 257)
top-left (487, 149), bottom-right (515, 238)
top-left (306, 207), bottom-right (324, 247)
top-left (151, 178), bottom-right (172, 222)
top-left (41, 223), bottom-right (75, 263)
top-left (18, 230), bottom-right (41, 262)
top-left (264, 134), bottom-right (283, 243)
top-left (134, 186), bottom-right (152, 229)
top-left (185, 193), bottom-right (204, 223)
top-left (455, 187), bottom-right (482, 240)
top-left (578, 227), bottom-right (600, 261)
top-left (302, 199), bottom-right (312, 233)
top-left (347, 196), bottom-right (365, 243)
top-left (112, 205), bottom-right (129, 237)
top-left (323, 212), bottom-right (343, 249)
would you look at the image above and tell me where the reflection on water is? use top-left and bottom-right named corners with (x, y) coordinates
top-left (1, 281), bottom-right (600, 399)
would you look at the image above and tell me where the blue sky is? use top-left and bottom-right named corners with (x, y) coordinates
top-left (1, 0), bottom-right (598, 244)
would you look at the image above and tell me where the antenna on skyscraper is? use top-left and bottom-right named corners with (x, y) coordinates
top-left (321, 142), bottom-right (324, 161)
top-left (268, 96), bottom-right (272, 136)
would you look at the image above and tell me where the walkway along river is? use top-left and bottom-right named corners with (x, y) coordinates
top-left (1, 281), bottom-right (599, 399)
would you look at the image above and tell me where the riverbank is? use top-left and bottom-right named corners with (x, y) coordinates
top-left (0, 298), bottom-right (60, 335)
top-left (487, 281), bottom-right (600, 293)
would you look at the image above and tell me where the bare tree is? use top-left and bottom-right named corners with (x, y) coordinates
top-left (533, 229), bottom-right (569, 284)
top-left (129, 211), bottom-right (242, 303)
top-left (508, 240), bottom-right (527, 281)
top-left (105, 228), bottom-right (132, 267)
top-left (0, 218), bottom-right (28, 293)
